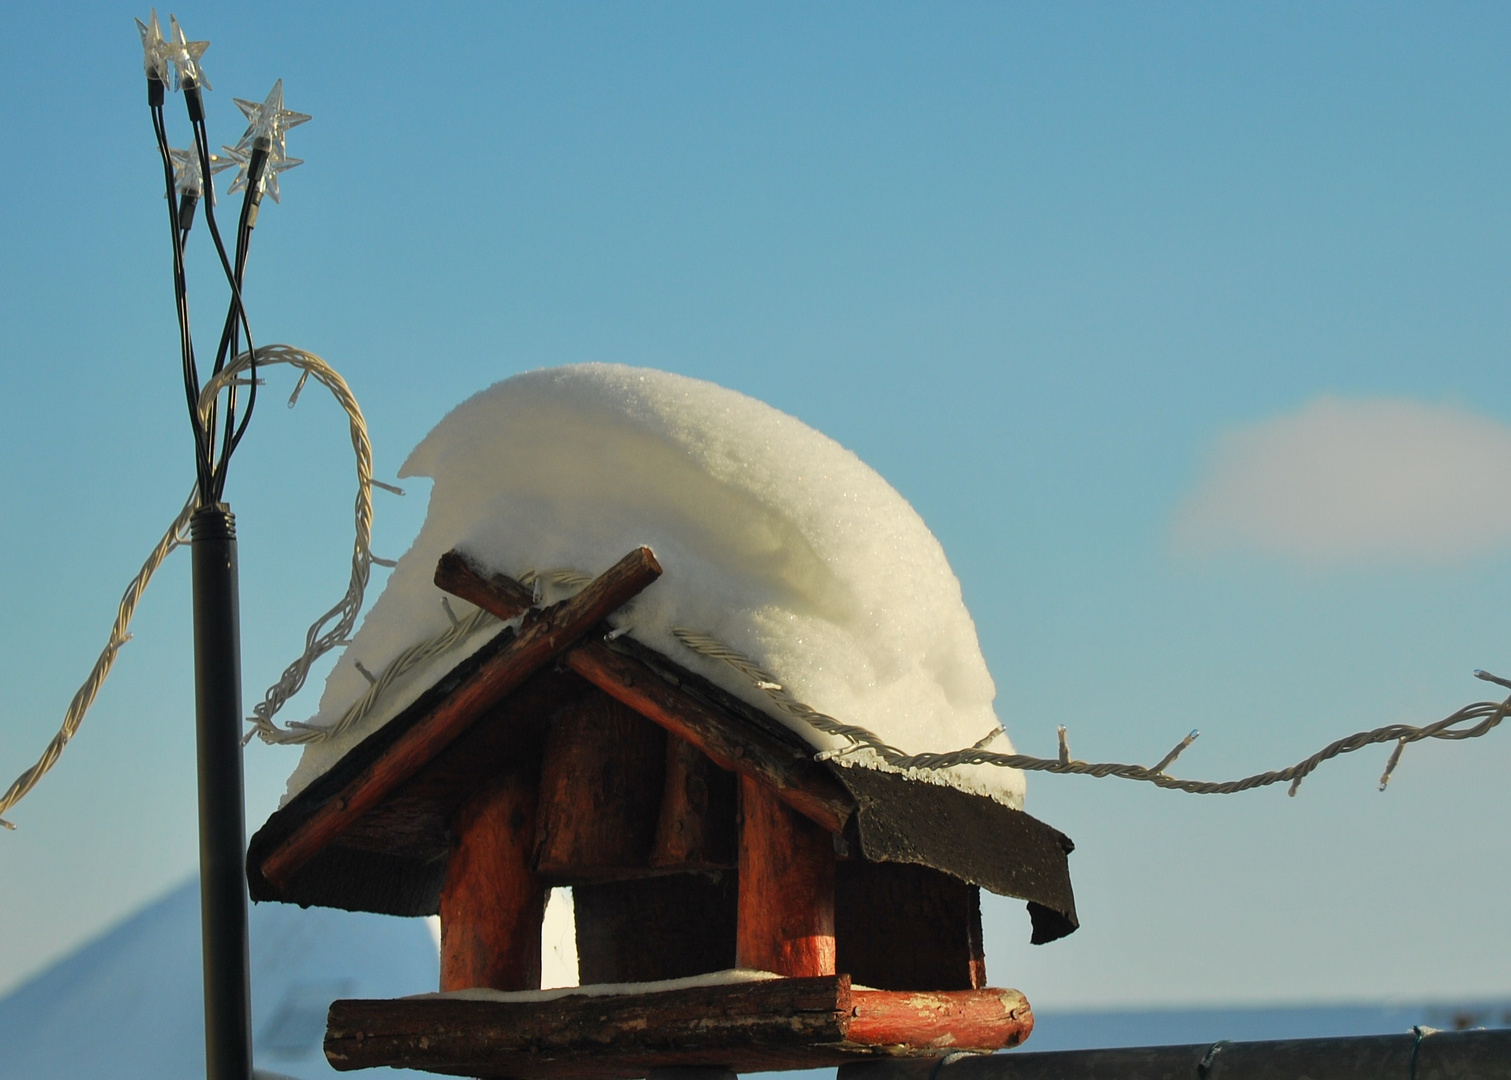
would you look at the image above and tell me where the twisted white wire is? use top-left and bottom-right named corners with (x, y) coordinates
top-left (314, 574), bottom-right (1510, 799)
top-left (0, 494), bottom-right (197, 829)
top-left (8, 347), bottom-right (1505, 831)
top-left (196, 345), bottom-right (387, 746)
top-left (276, 605), bottom-right (500, 746)
top-left (670, 627), bottom-right (1511, 797)
top-left (287, 567), bottom-right (593, 744)
top-left (0, 345), bottom-right (386, 825)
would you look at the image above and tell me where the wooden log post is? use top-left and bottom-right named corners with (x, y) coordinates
top-left (439, 770), bottom-right (546, 992)
top-left (534, 691), bottom-right (667, 879)
top-left (736, 775), bottom-right (836, 977)
top-left (651, 735), bottom-right (737, 870)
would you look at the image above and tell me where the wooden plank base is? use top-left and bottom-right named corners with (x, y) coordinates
top-left (324, 976), bottom-right (1033, 1078)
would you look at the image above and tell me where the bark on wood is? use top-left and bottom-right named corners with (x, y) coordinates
top-left (259, 546), bottom-right (661, 889)
top-left (836, 861), bottom-right (986, 991)
top-left (438, 771), bottom-right (546, 991)
top-left (326, 975), bottom-right (852, 1078)
top-left (535, 692), bottom-right (666, 879)
top-left (434, 550), bottom-right (536, 620)
top-left (324, 976), bottom-right (1038, 1078)
top-left (651, 736), bottom-right (737, 870)
top-left (736, 776), bottom-right (836, 977)
top-left (566, 640), bottom-right (854, 833)
top-left (847, 988), bottom-right (1031, 1051)
top-left (573, 873), bottom-right (737, 983)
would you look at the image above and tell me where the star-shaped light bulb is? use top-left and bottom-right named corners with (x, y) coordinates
top-left (232, 80), bottom-right (311, 158)
top-left (163, 14), bottom-right (210, 91)
top-left (215, 145), bottom-right (303, 204)
top-left (167, 145), bottom-right (212, 200)
top-left (135, 9), bottom-right (169, 84)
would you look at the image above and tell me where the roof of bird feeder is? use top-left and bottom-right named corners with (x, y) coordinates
top-left (247, 547), bottom-right (1079, 944)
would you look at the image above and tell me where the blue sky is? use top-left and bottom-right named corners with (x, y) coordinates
top-left (2, 2), bottom-right (1509, 1010)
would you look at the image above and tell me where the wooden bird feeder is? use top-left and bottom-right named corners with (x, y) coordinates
top-left (246, 546), bottom-right (1079, 1078)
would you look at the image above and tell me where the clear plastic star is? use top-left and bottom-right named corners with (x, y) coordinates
top-left (215, 145), bottom-right (303, 204)
top-left (163, 14), bottom-right (210, 91)
top-left (232, 80), bottom-right (311, 158)
top-left (166, 145), bottom-right (207, 199)
top-left (135, 9), bottom-right (169, 83)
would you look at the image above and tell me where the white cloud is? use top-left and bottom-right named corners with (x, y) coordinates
top-left (1172, 396), bottom-right (1511, 562)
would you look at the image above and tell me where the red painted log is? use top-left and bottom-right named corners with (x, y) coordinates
top-left (438, 771), bottom-right (546, 992)
top-left (259, 546), bottom-right (662, 889)
top-left (434, 550), bottom-right (536, 620)
top-left (847, 988), bottom-right (1033, 1051)
top-left (736, 776), bottom-right (836, 977)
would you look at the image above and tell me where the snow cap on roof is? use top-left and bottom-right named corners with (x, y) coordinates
top-left (284, 365), bottom-right (1024, 809)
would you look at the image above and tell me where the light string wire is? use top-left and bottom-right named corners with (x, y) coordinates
top-left (0, 347), bottom-right (386, 826)
top-left (669, 628), bottom-right (1511, 797)
top-left (182, 79), bottom-right (263, 505)
top-left (288, 566), bottom-right (1511, 801)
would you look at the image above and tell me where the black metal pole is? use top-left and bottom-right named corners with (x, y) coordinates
top-left (837, 1027), bottom-right (1511, 1080)
top-left (191, 503), bottom-right (254, 1080)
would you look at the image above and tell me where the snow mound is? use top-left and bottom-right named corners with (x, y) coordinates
top-left (284, 365), bottom-right (1023, 808)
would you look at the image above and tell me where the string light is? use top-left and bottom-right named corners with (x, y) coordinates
top-left (164, 14), bottom-right (211, 91)
top-left (233, 79), bottom-right (311, 157)
top-left (135, 10), bottom-right (169, 85)
top-left (215, 146), bottom-right (304, 204)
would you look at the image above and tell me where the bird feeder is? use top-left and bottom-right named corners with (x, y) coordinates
top-left (247, 547), bottom-right (1078, 1078)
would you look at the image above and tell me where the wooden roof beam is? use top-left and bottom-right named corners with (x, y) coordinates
top-left (567, 642), bottom-right (854, 834)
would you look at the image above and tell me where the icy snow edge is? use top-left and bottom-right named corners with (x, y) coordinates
top-left (282, 364), bottom-right (1024, 809)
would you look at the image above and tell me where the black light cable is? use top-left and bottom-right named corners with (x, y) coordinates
top-left (184, 80), bottom-right (261, 502)
top-left (149, 78), bottom-right (215, 502)
top-left (209, 146), bottom-right (270, 501)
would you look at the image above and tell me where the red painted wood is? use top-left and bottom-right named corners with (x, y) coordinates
top-left (259, 546), bottom-right (661, 889)
top-left (736, 775), bottom-right (836, 977)
top-left (434, 549), bottom-right (536, 619)
top-left (847, 987), bottom-right (1033, 1051)
top-left (438, 771), bottom-right (546, 992)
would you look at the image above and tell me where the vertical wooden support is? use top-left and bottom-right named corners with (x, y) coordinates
top-left (736, 775), bottom-right (836, 976)
top-left (835, 860), bottom-right (986, 991)
top-left (651, 735), bottom-right (737, 870)
top-left (535, 691), bottom-right (667, 879)
top-left (438, 770), bottom-right (546, 992)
